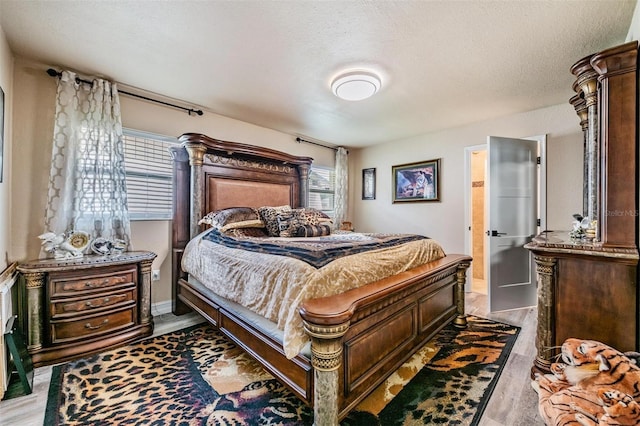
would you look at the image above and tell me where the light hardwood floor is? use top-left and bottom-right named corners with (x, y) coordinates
top-left (0, 293), bottom-right (543, 426)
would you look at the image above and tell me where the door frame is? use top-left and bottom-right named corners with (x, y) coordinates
top-left (463, 134), bottom-right (547, 293)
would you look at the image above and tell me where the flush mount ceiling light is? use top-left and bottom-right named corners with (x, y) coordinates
top-left (331, 70), bottom-right (381, 101)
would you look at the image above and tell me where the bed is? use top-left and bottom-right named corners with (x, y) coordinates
top-left (170, 133), bottom-right (472, 425)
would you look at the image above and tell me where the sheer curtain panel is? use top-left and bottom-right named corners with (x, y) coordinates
top-left (333, 147), bottom-right (348, 229)
top-left (43, 71), bottom-right (131, 255)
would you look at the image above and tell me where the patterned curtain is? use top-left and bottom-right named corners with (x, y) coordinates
top-left (43, 71), bottom-right (131, 254)
top-left (333, 147), bottom-right (348, 229)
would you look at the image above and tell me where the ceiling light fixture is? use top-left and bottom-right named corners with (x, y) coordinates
top-left (331, 70), bottom-right (381, 101)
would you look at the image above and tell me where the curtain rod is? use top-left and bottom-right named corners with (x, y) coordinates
top-left (46, 68), bottom-right (204, 116)
top-left (295, 137), bottom-right (345, 152)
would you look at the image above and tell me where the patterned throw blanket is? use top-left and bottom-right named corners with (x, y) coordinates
top-left (203, 229), bottom-right (428, 268)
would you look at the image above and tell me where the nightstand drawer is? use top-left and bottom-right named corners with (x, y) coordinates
top-left (51, 268), bottom-right (136, 297)
top-left (51, 289), bottom-right (136, 317)
top-left (50, 308), bottom-right (136, 343)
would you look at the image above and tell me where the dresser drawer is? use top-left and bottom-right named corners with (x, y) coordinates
top-left (50, 307), bottom-right (136, 344)
top-left (50, 289), bottom-right (136, 318)
top-left (50, 267), bottom-right (136, 297)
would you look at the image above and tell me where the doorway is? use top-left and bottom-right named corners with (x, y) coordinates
top-left (470, 149), bottom-right (487, 294)
top-left (464, 135), bottom-right (547, 311)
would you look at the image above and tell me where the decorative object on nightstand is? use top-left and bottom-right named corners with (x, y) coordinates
top-left (38, 230), bottom-right (91, 259)
top-left (17, 251), bottom-right (156, 367)
top-left (90, 237), bottom-right (127, 256)
top-left (339, 221), bottom-right (354, 232)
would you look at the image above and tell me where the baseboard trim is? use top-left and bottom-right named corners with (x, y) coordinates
top-left (151, 300), bottom-right (172, 316)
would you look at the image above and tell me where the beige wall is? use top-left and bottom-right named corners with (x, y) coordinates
top-left (8, 56), bottom-right (335, 305)
top-left (0, 25), bottom-right (13, 272)
top-left (350, 103), bottom-right (583, 254)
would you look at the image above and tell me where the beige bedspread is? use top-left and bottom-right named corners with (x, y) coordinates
top-left (181, 231), bottom-right (445, 358)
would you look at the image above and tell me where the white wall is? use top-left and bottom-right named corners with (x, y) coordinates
top-left (350, 103), bottom-right (583, 254)
top-left (0, 25), bottom-right (13, 273)
top-left (627, 0), bottom-right (640, 42)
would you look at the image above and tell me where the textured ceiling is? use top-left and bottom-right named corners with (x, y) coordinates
top-left (0, 0), bottom-right (636, 147)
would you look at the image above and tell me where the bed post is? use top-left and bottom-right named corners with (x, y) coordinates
top-left (454, 261), bottom-right (471, 327)
top-left (298, 163), bottom-right (310, 208)
top-left (169, 146), bottom-right (191, 315)
top-left (303, 320), bottom-right (349, 426)
top-left (183, 142), bottom-right (207, 239)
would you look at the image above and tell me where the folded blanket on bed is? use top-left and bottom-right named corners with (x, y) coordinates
top-left (182, 230), bottom-right (445, 358)
top-left (202, 229), bottom-right (428, 268)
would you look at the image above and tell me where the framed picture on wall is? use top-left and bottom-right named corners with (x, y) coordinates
top-left (392, 159), bottom-right (440, 203)
top-left (0, 86), bottom-right (4, 183)
top-left (362, 168), bottom-right (376, 200)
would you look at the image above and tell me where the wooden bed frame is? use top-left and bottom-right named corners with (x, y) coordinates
top-left (170, 133), bottom-right (472, 425)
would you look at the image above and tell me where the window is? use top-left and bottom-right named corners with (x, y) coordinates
top-left (123, 129), bottom-right (178, 220)
top-left (308, 166), bottom-right (335, 216)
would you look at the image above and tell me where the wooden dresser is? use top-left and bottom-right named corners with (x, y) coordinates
top-left (525, 41), bottom-right (639, 376)
top-left (17, 251), bottom-right (156, 367)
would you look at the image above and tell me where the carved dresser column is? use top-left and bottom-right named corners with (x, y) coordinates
top-left (303, 320), bottom-right (349, 426)
top-left (569, 92), bottom-right (589, 217)
top-left (183, 142), bottom-right (207, 239)
top-left (21, 271), bottom-right (45, 351)
top-left (571, 56), bottom-right (600, 235)
top-left (138, 257), bottom-right (154, 326)
top-left (531, 254), bottom-right (556, 376)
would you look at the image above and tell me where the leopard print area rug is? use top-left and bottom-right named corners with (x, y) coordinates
top-left (45, 316), bottom-right (519, 425)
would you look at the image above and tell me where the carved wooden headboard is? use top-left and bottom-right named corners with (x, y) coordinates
top-left (169, 133), bottom-right (313, 313)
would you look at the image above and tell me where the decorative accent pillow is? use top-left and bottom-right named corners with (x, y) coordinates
top-left (294, 208), bottom-right (332, 226)
top-left (295, 224), bottom-right (332, 237)
top-left (257, 205), bottom-right (292, 236)
top-left (219, 219), bottom-right (266, 233)
top-left (222, 227), bottom-right (269, 238)
top-left (277, 212), bottom-right (306, 238)
top-left (198, 207), bottom-right (259, 228)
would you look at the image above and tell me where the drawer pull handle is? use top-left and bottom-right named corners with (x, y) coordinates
top-left (85, 279), bottom-right (111, 288)
top-left (85, 297), bottom-right (110, 308)
top-left (85, 319), bottom-right (109, 330)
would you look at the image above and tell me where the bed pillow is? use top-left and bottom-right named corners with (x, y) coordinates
top-left (198, 207), bottom-right (260, 228)
top-left (294, 208), bottom-right (333, 226)
top-left (219, 219), bottom-right (266, 233)
top-left (222, 227), bottom-right (269, 238)
top-left (295, 224), bottom-right (332, 237)
top-left (257, 205), bottom-right (292, 236)
top-left (277, 211), bottom-right (306, 238)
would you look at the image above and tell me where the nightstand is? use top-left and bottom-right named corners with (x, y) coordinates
top-left (17, 251), bottom-right (156, 367)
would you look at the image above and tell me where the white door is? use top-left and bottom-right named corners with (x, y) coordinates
top-left (487, 136), bottom-right (538, 312)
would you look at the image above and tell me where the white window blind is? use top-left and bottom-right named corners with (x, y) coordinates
top-left (123, 129), bottom-right (177, 220)
top-left (308, 167), bottom-right (335, 216)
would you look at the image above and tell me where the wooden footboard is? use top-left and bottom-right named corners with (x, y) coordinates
top-left (301, 253), bottom-right (470, 424)
top-left (177, 253), bottom-right (470, 425)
